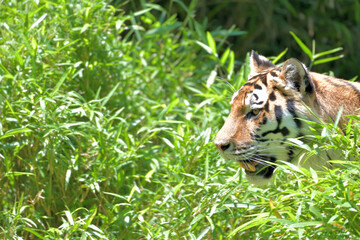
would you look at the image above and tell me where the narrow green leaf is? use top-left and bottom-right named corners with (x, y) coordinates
top-left (24, 228), bottom-right (45, 240)
top-left (206, 69), bottom-right (217, 87)
top-left (88, 224), bottom-right (104, 234)
top-left (84, 208), bottom-right (97, 229)
top-left (0, 128), bottom-right (32, 140)
top-left (5, 172), bottom-right (34, 177)
top-left (287, 138), bottom-right (312, 151)
top-left (204, 153), bottom-right (209, 180)
top-left (206, 31), bottom-right (217, 56)
top-left (15, 51), bottom-right (24, 66)
top-left (313, 55), bottom-right (344, 65)
top-left (103, 192), bottom-right (127, 200)
top-left (266, 217), bottom-right (294, 224)
top-left (146, 22), bottom-right (182, 35)
top-left (101, 82), bottom-right (121, 107)
top-left (145, 169), bottom-right (155, 181)
top-left (226, 50), bottom-right (235, 76)
top-left (272, 48), bottom-right (288, 64)
top-left (50, 68), bottom-right (71, 97)
top-left (205, 216), bottom-right (214, 231)
top-left (229, 217), bottom-right (269, 237)
top-left (195, 40), bottom-right (213, 55)
top-left (220, 48), bottom-right (230, 66)
top-left (313, 47), bottom-right (343, 59)
top-left (80, 23), bottom-right (90, 33)
top-left (289, 221), bottom-right (323, 228)
top-left (65, 169), bottom-right (71, 190)
top-left (65, 210), bottom-right (74, 225)
top-left (190, 214), bottom-right (205, 227)
top-left (55, 39), bottom-right (81, 53)
top-left (349, 76), bottom-right (358, 82)
top-left (0, 63), bottom-right (13, 77)
top-left (211, 29), bottom-right (247, 37)
top-left (133, 7), bottom-right (153, 16)
top-left (290, 31), bottom-right (312, 59)
top-left (333, 106), bottom-right (343, 130)
top-left (30, 13), bottom-right (47, 29)
top-left (296, 203), bottom-right (302, 222)
top-left (196, 227), bottom-right (210, 240)
top-left (162, 137), bottom-right (175, 149)
top-left (309, 205), bottom-right (323, 219)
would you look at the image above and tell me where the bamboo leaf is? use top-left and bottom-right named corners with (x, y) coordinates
top-left (50, 68), bottom-right (72, 97)
top-left (290, 31), bottom-right (312, 59)
top-left (196, 40), bottom-right (213, 55)
top-left (313, 55), bottom-right (344, 65)
top-left (226, 50), bottom-right (235, 76)
top-left (314, 47), bottom-right (343, 59)
top-left (272, 48), bottom-right (288, 64)
top-left (289, 221), bottom-right (323, 228)
top-left (30, 13), bottom-right (47, 29)
top-left (0, 128), bottom-right (32, 140)
top-left (220, 48), bottom-right (230, 66)
top-left (206, 31), bottom-right (217, 56)
top-left (228, 217), bottom-right (269, 237)
top-left (333, 106), bottom-right (343, 130)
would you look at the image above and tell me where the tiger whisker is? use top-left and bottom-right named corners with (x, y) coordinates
top-left (217, 78), bottom-right (236, 92)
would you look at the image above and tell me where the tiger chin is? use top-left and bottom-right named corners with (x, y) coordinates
top-left (214, 50), bottom-right (360, 185)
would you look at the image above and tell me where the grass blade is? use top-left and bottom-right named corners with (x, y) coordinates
top-left (314, 55), bottom-right (344, 65)
top-left (290, 31), bottom-right (312, 59)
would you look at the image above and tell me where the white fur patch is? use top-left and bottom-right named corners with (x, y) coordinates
top-left (251, 88), bottom-right (267, 108)
top-left (244, 93), bottom-right (251, 107)
top-left (230, 90), bottom-right (240, 104)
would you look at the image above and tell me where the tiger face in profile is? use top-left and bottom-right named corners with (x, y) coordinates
top-left (214, 51), bottom-right (360, 185)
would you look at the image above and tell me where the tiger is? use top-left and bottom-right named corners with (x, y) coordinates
top-left (214, 51), bottom-right (360, 185)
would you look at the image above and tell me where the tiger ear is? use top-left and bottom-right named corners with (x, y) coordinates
top-left (249, 50), bottom-right (275, 75)
top-left (282, 58), bottom-right (311, 94)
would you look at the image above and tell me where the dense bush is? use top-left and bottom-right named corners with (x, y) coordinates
top-left (0, 0), bottom-right (359, 239)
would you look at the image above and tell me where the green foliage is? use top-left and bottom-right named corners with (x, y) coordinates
top-left (187, 0), bottom-right (360, 79)
top-left (290, 31), bottom-right (343, 69)
top-left (0, 0), bottom-right (359, 239)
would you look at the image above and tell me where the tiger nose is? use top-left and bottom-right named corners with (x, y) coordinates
top-left (214, 141), bottom-right (232, 152)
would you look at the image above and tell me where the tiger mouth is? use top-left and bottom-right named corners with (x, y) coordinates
top-left (220, 151), bottom-right (277, 178)
top-left (238, 160), bottom-right (275, 178)
top-left (238, 161), bottom-right (258, 172)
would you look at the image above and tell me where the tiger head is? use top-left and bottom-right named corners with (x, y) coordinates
top-left (214, 51), bottom-right (318, 185)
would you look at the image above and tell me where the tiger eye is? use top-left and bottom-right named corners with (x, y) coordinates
top-left (252, 109), bottom-right (260, 115)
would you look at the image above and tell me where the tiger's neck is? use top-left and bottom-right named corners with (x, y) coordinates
top-left (308, 72), bottom-right (360, 126)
